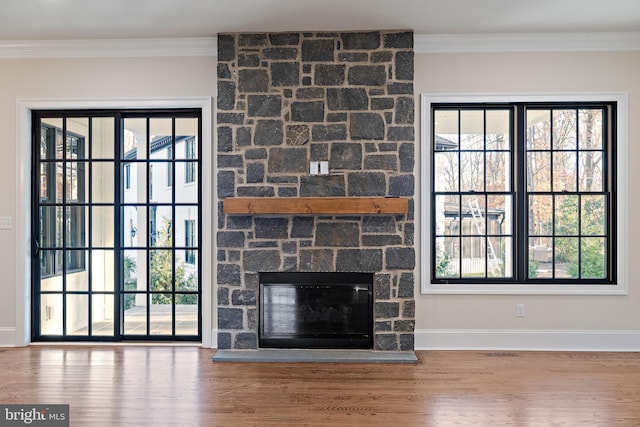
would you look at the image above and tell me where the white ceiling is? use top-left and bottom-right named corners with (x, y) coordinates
top-left (1, 0), bottom-right (639, 40)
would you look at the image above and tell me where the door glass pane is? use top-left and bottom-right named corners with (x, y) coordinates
top-left (123, 118), bottom-right (147, 160)
top-left (40, 250), bottom-right (63, 286)
top-left (123, 249), bottom-right (147, 302)
top-left (176, 119), bottom-right (199, 159)
top-left (92, 294), bottom-right (114, 336)
top-left (150, 294), bottom-right (172, 335)
top-left (176, 163), bottom-right (198, 203)
top-left (123, 206), bottom-right (146, 248)
top-left (65, 161), bottom-right (88, 202)
top-left (92, 206), bottom-right (114, 247)
top-left (151, 207), bottom-right (172, 247)
top-left (40, 294), bottom-right (63, 335)
top-left (124, 301), bottom-right (146, 335)
top-left (150, 250), bottom-right (173, 292)
top-left (66, 206), bottom-right (87, 248)
top-left (67, 118), bottom-right (89, 160)
top-left (152, 162), bottom-right (173, 203)
top-left (66, 251), bottom-right (88, 290)
top-left (123, 162), bottom-right (147, 203)
top-left (92, 162), bottom-right (114, 203)
top-left (177, 252), bottom-right (198, 291)
top-left (92, 117), bottom-right (115, 159)
top-left (92, 249), bottom-right (115, 292)
top-left (175, 297), bottom-right (198, 335)
top-left (66, 294), bottom-right (89, 336)
top-left (40, 119), bottom-right (64, 159)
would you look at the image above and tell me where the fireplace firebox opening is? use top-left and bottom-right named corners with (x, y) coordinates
top-left (259, 272), bottom-right (374, 349)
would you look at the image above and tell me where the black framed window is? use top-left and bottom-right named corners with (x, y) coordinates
top-left (431, 102), bottom-right (616, 284)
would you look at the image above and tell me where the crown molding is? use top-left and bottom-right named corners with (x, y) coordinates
top-left (0, 37), bottom-right (217, 58)
top-left (415, 31), bottom-right (640, 53)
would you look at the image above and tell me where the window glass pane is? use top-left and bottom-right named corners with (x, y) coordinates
top-left (66, 294), bottom-right (88, 336)
top-left (434, 110), bottom-right (459, 150)
top-left (462, 195), bottom-right (484, 236)
top-left (460, 152), bottom-right (484, 192)
top-left (529, 237), bottom-right (552, 278)
top-left (555, 195), bottom-right (579, 236)
top-left (435, 195), bottom-right (459, 236)
top-left (92, 162), bottom-right (114, 203)
top-left (92, 294), bottom-right (114, 336)
top-left (92, 206), bottom-right (114, 247)
top-left (578, 109), bottom-right (603, 150)
top-left (526, 110), bottom-right (550, 150)
top-left (581, 195), bottom-right (606, 236)
top-left (486, 152), bottom-right (510, 192)
top-left (581, 237), bottom-right (606, 279)
top-left (123, 162), bottom-right (147, 203)
top-left (460, 110), bottom-right (484, 150)
top-left (490, 236), bottom-right (512, 278)
top-left (434, 152), bottom-right (458, 192)
top-left (123, 118), bottom-right (147, 160)
top-left (527, 152), bottom-right (551, 192)
top-left (487, 195), bottom-right (512, 235)
top-left (92, 117), bottom-right (115, 159)
top-left (552, 152), bottom-right (577, 192)
top-left (40, 294), bottom-right (63, 335)
top-left (177, 163), bottom-right (198, 203)
top-left (461, 236), bottom-right (485, 277)
top-left (435, 236), bottom-right (458, 278)
top-left (176, 206), bottom-right (198, 245)
top-left (66, 118), bottom-right (88, 159)
top-left (485, 110), bottom-right (510, 150)
top-left (92, 249), bottom-right (114, 292)
top-left (553, 109), bottom-right (577, 149)
top-left (554, 237), bottom-right (579, 278)
top-left (579, 151), bottom-right (603, 192)
top-left (529, 194), bottom-right (552, 239)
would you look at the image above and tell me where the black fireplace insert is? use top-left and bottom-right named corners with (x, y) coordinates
top-left (259, 272), bottom-right (374, 349)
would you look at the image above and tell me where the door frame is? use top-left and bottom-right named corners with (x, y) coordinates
top-left (16, 97), bottom-right (214, 347)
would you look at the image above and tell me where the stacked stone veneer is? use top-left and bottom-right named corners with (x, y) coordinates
top-left (216, 31), bottom-right (415, 351)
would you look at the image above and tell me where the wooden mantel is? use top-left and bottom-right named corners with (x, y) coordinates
top-left (223, 197), bottom-right (409, 215)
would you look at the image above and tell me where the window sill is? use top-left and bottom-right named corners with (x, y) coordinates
top-left (422, 282), bottom-right (627, 295)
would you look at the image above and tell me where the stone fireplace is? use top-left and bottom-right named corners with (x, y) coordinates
top-left (216, 31), bottom-right (415, 351)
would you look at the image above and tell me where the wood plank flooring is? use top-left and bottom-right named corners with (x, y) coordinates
top-left (1, 346), bottom-right (640, 426)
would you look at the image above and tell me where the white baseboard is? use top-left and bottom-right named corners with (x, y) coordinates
top-left (0, 327), bottom-right (18, 347)
top-left (415, 329), bottom-right (640, 351)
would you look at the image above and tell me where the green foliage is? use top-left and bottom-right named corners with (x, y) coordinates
top-left (435, 250), bottom-right (452, 278)
top-left (556, 196), bottom-right (605, 278)
top-left (149, 217), bottom-right (197, 305)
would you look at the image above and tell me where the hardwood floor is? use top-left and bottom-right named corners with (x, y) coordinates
top-left (1, 346), bottom-right (640, 426)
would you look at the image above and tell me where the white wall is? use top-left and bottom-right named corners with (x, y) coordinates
top-left (2, 48), bottom-right (639, 350)
top-left (0, 56), bottom-right (215, 346)
top-left (414, 51), bottom-right (640, 350)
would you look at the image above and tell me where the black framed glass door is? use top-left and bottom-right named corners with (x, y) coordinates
top-left (32, 109), bottom-right (202, 341)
